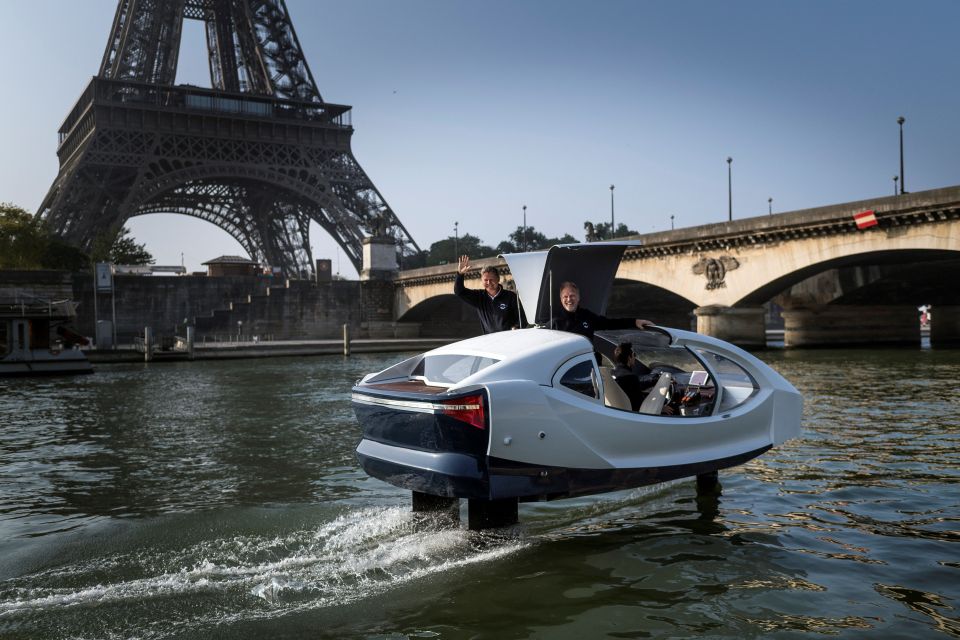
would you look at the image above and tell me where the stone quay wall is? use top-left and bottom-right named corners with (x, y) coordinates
top-left (0, 270), bottom-right (418, 344)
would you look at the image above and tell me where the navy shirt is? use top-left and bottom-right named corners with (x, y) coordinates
top-left (548, 306), bottom-right (635, 340)
top-left (454, 274), bottom-right (525, 334)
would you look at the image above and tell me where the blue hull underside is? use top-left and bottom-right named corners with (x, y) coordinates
top-left (356, 437), bottom-right (771, 501)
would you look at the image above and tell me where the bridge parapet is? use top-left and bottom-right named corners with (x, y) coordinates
top-left (397, 186), bottom-right (960, 288)
top-left (622, 185), bottom-right (960, 260)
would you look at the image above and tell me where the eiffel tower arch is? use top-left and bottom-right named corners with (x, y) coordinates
top-left (37, 0), bottom-right (418, 277)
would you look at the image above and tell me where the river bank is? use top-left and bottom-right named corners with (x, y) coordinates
top-left (84, 337), bottom-right (457, 363)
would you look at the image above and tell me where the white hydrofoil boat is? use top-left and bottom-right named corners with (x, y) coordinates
top-left (352, 243), bottom-right (801, 528)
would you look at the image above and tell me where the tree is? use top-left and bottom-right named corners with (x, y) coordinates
top-left (500, 226), bottom-right (579, 253)
top-left (1, 203), bottom-right (153, 270)
top-left (0, 203), bottom-right (46, 268)
top-left (91, 226), bottom-right (154, 265)
top-left (585, 221), bottom-right (639, 241)
top-left (423, 233), bottom-right (496, 267)
top-left (40, 238), bottom-right (90, 271)
top-left (109, 227), bottom-right (155, 265)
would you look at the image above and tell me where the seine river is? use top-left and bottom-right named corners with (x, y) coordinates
top-left (1, 346), bottom-right (958, 639)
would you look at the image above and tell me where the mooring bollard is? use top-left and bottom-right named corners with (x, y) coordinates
top-left (343, 323), bottom-right (351, 356)
top-left (186, 325), bottom-right (195, 360)
top-left (144, 326), bottom-right (153, 362)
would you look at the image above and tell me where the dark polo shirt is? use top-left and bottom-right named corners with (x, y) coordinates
top-left (549, 307), bottom-right (635, 340)
top-left (454, 274), bottom-right (525, 334)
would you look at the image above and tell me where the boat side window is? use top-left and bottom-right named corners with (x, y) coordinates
top-left (556, 358), bottom-right (600, 400)
top-left (30, 320), bottom-right (50, 350)
top-left (695, 349), bottom-right (759, 411)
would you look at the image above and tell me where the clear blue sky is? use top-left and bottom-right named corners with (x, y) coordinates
top-left (1, 0), bottom-right (957, 276)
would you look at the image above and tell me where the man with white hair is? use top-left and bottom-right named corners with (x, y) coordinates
top-left (549, 280), bottom-right (652, 340)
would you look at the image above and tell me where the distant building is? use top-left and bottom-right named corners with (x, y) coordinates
top-left (112, 265), bottom-right (187, 276)
top-left (202, 255), bottom-right (260, 277)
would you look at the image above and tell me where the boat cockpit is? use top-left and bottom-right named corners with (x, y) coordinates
top-left (580, 328), bottom-right (760, 418)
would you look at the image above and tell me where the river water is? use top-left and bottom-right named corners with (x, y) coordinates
top-left (0, 347), bottom-right (958, 639)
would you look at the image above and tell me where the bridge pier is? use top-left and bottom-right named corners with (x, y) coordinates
top-left (694, 306), bottom-right (766, 348)
top-left (781, 306), bottom-right (919, 347)
top-left (931, 306), bottom-right (960, 346)
top-left (361, 236), bottom-right (420, 339)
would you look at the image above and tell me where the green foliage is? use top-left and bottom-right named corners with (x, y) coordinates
top-left (1, 202), bottom-right (152, 270)
top-left (40, 239), bottom-right (90, 271)
top-left (0, 203), bottom-right (47, 268)
top-left (409, 226), bottom-right (585, 267)
top-left (500, 226), bottom-right (578, 253)
top-left (88, 226), bottom-right (155, 266)
top-left (586, 221), bottom-right (639, 241)
top-left (423, 233), bottom-right (497, 267)
top-left (107, 227), bottom-right (155, 265)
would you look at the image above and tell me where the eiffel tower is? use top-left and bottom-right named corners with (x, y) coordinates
top-left (37, 0), bottom-right (418, 277)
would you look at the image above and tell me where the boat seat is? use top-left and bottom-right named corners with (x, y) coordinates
top-left (638, 372), bottom-right (673, 415)
top-left (599, 366), bottom-right (632, 411)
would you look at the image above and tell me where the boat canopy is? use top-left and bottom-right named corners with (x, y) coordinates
top-left (500, 242), bottom-right (642, 325)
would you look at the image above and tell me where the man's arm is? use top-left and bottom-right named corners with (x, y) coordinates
top-left (454, 255), bottom-right (481, 307)
top-left (595, 311), bottom-right (653, 330)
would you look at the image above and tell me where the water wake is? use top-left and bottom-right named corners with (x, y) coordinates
top-left (0, 505), bottom-right (527, 636)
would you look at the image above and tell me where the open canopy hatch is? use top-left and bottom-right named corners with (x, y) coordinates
top-left (500, 242), bottom-right (642, 325)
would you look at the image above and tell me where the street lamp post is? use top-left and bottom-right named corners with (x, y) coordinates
top-left (670, 214), bottom-right (674, 230)
top-left (726, 157), bottom-right (733, 221)
top-left (893, 175), bottom-right (899, 196)
top-left (522, 204), bottom-right (527, 252)
top-left (897, 116), bottom-right (906, 194)
top-left (609, 184), bottom-right (615, 238)
top-left (453, 221), bottom-right (459, 261)
top-left (768, 197), bottom-right (773, 215)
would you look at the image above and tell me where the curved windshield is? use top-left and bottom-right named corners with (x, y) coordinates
top-left (412, 354), bottom-right (500, 386)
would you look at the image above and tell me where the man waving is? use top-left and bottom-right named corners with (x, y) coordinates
top-left (454, 255), bottom-right (526, 333)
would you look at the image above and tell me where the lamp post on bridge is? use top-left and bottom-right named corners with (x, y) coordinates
top-left (897, 116), bottom-right (906, 194)
top-left (893, 176), bottom-right (899, 196)
top-left (453, 221), bottom-right (458, 262)
top-left (522, 204), bottom-right (527, 252)
top-left (670, 214), bottom-right (674, 230)
top-left (609, 184), bottom-right (615, 238)
top-left (726, 157), bottom-right (733, 221)
top-left (768, 197), bottom-right (773, 215)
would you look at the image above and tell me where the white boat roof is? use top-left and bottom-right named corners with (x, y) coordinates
top-left (424, 328), bottom-right (593, 384)
top-left (500, 242), bottom-right (642, 325)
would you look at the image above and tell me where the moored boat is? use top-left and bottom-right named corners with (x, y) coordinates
top-left (0, 299), bottom-right (93, 376)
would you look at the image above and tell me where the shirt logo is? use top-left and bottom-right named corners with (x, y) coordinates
top-left (582, 321), bottom-right (590, 329)
top-left (498, 303), bottom-right (508, 310)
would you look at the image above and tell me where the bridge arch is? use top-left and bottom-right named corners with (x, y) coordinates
top-left (607, 278), bottom-right (698, 330)
top-left (398, 294), bottom-right (484, 338)
top-left (738, 248), bottom-right (960, 307)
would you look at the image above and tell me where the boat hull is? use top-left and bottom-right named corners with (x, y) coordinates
top-left (0, 355), bottom-right (93, 376)
top-left (355, 434), bottom-right (770, 501)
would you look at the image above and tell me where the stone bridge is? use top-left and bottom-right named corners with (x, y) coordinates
top-left (390, 186), bottom-right (960, 347)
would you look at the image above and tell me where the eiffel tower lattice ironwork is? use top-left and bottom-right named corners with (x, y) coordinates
top-left (37, 0), bottom-right (419, 277)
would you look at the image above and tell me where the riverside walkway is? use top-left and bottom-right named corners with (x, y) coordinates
top-left (85, 337), bottom-right (456, 363)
